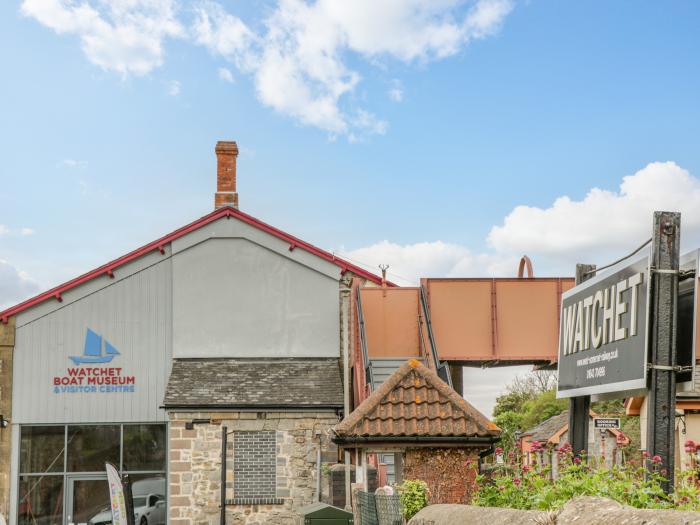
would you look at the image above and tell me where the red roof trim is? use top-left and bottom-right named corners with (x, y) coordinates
top-left (0, 206), bottom-right (389, 323)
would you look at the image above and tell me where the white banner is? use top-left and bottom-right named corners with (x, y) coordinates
top-left (105, 462), bottom-right (128, 525)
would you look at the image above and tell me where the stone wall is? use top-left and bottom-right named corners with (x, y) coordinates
top-left (408, 497), bottom-right (700, 525)
top-left (168, 410), bottom-right (340, 525)
top-left (403, 448), bottom-right (480, 504)
top-left (0, 318), bottom-right (14, 521)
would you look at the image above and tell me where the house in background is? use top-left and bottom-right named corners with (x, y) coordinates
top-left (0, 141), bottom-right (386, 525)
top-left (626, 367), bottom-right (700, 472)
top-left (519, 410), bottom-right (630, 469)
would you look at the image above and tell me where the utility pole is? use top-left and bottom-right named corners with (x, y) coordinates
top-left (646, 211), bottom-right (681, 493)
top-left (568, 263), bottom-right (595, 458)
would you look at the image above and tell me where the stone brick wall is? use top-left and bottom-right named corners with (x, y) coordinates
top-left (0, 318), bottom-right (14, 521)
top-left (402, 448), bottom-right (481, 505)
top-left (168, 410), bottom-right (340, 525)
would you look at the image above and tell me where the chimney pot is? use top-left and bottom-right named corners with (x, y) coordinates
top-left (215, 140), bottom-right (239, 209)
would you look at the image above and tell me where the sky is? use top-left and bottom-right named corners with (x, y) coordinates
top-left (2, 0), bottom-right (700, 417)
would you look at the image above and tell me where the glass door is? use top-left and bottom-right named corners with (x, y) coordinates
top-left (65, 475), bottom-right (111, 525)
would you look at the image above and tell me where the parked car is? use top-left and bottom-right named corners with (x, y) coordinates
top-left (88, 494), bottom-right (166, 525)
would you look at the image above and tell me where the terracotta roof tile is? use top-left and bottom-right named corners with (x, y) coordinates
top-left (335, 360), bottom-right (500, 439)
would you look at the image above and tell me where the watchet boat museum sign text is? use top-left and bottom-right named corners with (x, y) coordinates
top-left (53, 328), bottom-right (136, 394)
top-left (557, 254), bottom-right (650, 398)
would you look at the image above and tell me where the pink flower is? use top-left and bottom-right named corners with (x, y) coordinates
top-left (513, 478), bottom-right (521, 486)
top-left (642, 451), bottom-right (651, 458)
top-left (508, 451), bottom-right (515, 458)
top-left (573, 457), bottom-right (581, 464)
top-left (495, 447), bottom-right (503, 455)
top-left (652, 455), bottom-right (662, 464)
top-left (522, 465), bottom-right (531, 472)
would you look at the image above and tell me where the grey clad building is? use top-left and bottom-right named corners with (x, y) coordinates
top-left (0, 141), bottom-right (384, 525)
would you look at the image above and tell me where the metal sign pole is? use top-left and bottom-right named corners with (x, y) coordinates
top-left (568, 263), bottom-right (595, 458)
top-left (646, 211), bottom-right (680, 493)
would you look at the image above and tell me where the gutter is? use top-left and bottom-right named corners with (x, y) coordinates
top-left (161, 404), bottom-right (344, 411)
top-left (331, 435), bottom-right (500, 445)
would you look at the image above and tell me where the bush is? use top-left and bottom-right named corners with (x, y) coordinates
top-left (473, 444), bottom-right (700, 512)
top-left (397, 479), bottom-right (430, 520)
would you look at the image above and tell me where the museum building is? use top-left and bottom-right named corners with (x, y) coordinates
top-left (0, 141), bottom-right (385, 524)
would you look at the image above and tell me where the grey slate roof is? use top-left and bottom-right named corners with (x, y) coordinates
top-left (521, 410), bottom-right (570, 443)
top-left (163, 358), bottom-right (343, 408)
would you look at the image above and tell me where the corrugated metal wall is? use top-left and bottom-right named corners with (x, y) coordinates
top-left (12, 259), bottom-right (172, 424)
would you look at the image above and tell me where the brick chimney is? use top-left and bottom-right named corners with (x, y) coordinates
top-left (214, 140), bottom-right (239, 209)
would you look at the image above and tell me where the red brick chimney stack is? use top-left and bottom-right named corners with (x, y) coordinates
top-left (214, 140), bottom-right (239, 209)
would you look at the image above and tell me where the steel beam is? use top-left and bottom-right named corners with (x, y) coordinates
top-left (646, 211), bottom-right (680, 493)
top-left (568, 263), bottom-right (595, 457)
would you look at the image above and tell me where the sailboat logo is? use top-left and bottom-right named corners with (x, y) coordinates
top-left (69, 329), bottom-right (120, 366)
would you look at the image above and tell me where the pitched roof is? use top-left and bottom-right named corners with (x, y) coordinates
top-left (522, 410), bottom-right (630, 445)
top-left (522, 411), bottom-right (570, 442)
top-left (163, 358), bottom-right (343, 408)
top-left (334, 360), bottom-right (500, 442)
top-left (0, 206), bottom-right (389, 323)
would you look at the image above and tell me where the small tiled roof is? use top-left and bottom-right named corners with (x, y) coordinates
top-left (522, 411), bottom-right (570, 443)
top-left (163, 358), bottom-right (343, 408)
top-left (334, 360), bottom-right (500, 441)
top-left (522, 410), bottom-right (630, 445)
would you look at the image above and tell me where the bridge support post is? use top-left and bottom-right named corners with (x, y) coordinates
top-left (568, 263), bottom-right (595, 458)
top-left (645, 211), bottom-right (680, 493)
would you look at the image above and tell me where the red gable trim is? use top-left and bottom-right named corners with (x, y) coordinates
top-left (0, 206), bottom-right (389, 323)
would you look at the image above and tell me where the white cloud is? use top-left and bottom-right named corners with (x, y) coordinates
top-left (22, 0), bottom-right (513, 137)
top-left (342, 161), bottom-right (700, 283)
top-left (340, 240), bottom-right (517, 285)
top-left (190, 0), bottom-right (512, 138)
top-left (192, 1), bottom-right (257, 67)
top-left (0, 225), bottom-right (9, 236)
top-left (218, 66), bottom-right (234, 83)
top-left (488, 161), bottom-right (700, 270)
top-left (0, 260), bottom-right (40, 310)
top-left (388, 79), bottom-right (403, 102)
top-left (20, 228), bottom-right (35, 236)
top-left (59, 159), bottom-right (88, 168)
top-left (20, 0), bottom-right (184, 76)
top-left (167, 79), bottom-right (181, 96)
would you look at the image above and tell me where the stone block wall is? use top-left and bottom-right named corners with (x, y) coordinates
top-left (0, 318), bottom-right (14, 521)
top-left (168, 410), bottom-right (340, 525)
top-left (402, 447), bottom-right (480, 505)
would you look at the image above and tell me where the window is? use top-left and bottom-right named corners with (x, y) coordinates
top-left (232, 431), bottom-right (280, 504)
top-left (67, 425), bottom-right (120, 472)
top-left (18, 424), bottom-right (167, 525)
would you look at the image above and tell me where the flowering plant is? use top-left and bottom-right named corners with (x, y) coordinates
top-left (473, 445), bottom-right (700, 511)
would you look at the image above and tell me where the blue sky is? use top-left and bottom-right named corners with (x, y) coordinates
top-left (2, 1), bottom-right (700, 413)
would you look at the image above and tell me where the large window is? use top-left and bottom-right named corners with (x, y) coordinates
top-left (18, 423), bottom-right (166, 525)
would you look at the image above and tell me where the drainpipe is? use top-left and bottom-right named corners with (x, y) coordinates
top-left (221, 426), bottom-right (227, 525)
top-left (315, 431), bottom-right (322, 502)
top-left (341, 282), bottom-right (350, 420)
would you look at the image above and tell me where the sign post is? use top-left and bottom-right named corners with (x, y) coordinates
top-left (646, 211), bottom-right (680, 492)
top-left (568, 264), bottom-right (595, 458)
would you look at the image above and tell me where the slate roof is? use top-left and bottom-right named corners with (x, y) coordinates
top-left (522, 410), bottom-right (630, 445)
top-left (163, 358), bottom-right (343, 408)
top-left (521, 411), bottom-right (570, 443)
top-left (333, 360), bottom-right (500, 442)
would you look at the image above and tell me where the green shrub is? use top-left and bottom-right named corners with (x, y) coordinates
top-left (473, 445), bottom-right (700, 512)
top-left (397, 479), bottom-right (430, 519)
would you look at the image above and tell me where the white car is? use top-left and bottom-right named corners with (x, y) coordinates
top-left (88, 493), bottom-right (166, 525)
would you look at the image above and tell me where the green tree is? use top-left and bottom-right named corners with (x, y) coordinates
top-left (520, 389), bottom-right (568, 431)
